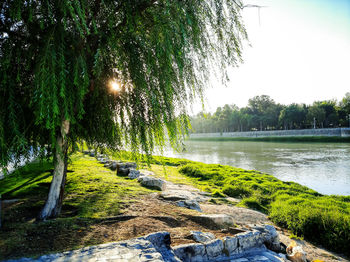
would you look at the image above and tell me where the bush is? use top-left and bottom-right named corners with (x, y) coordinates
top-left (212, 190), bottom-right (226, 198)
top-left (222, 185), bottom-right (252, 198)
top-left (270, 195), bottom-right (350, 254)
top-left (239, 196), bottom-right (267, 213)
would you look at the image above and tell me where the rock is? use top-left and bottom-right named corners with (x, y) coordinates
top-left (173, 243), bottom-right (206, 262)
top-left (98, 158), bottom-right (109, 164)
top-left (118, 162), bottom-right (137, 169)
top-left (159, 192), bottom-right (190, 201)
top-left (190, 231), bottom-right (215, 244)
top-left (263, 225), bottom-right (280, 251)
top-left (197, 214), bottom-right (235, 228)
top-left (11, 231), bottom-right (180, 262)
top-left (83, 150), bottom-right (90, 154)
top-left (236, 230), bottom-right (263, 252)
top-left (117, 167), bottom-right (129, 176)
top-left (144, 231), bottom-right (171, 249)
top-left (286, 241), bottom-right (307, 262)
top-left (223, 236), bottom-right (238, 256)
top-left (109, 161), bottom-right (117, 171)
top-left (176, 200), bottom-right (202, 212)
top-left (205, 239), bottom-right (224, 259)
top-left (252, 224), bottom-right (281, 252)
top-left (138, 176), bottom-right (167, 191)
top-left (89, 152), bottom-right (95, 157)
top-left (128, 169), bottom-right (141, 179)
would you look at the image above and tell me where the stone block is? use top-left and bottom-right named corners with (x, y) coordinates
top-left (190, 231), bottom-right (215, 244)
top-left (128, 169), bottom-right (141, 179)
top-left (205, 239), bottom-right (224, 259)
top-left (138, 176), bottom-right (167, 191)
top-left (176, 200), bottom-right (202, 212)
top-left (144, 231), bottom-right (171, 249)
top-left (109, 161), bottom-right (117, 171)
top-left (173, 243), bottom-right (206, 262)
top-left (117, 167), bottom-right (130, 176)
top-left (236, 231), bottom-right (263, 252)
top-left (223, 236), bottom-right (238, 256)
top-left (261, 225), bottom-right (280, 252)
top-left (118, 162), bottom-right (137, 169)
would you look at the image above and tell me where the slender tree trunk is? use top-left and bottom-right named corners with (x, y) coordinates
top-left (38, 120), bottom-right (70, 221)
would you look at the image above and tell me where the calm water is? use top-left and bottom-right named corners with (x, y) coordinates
top-left (164, 141), bottom-right (350, 196)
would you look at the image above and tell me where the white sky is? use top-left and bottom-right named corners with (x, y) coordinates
top-left (190, 0), bottom-right (350, 114)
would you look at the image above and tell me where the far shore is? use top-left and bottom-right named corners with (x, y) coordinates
top-left (189, 127), bottom-right (350, 143)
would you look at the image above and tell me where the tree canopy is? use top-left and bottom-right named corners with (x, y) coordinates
top-left (0, 0), bottom-right (247, 165)
top-left (0, 0), bottom-right (247, 219)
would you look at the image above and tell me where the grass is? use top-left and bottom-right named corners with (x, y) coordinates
top-left (189, 136), bottom-right (350, 143)
top-left (1, 152), bottom-right (349, 258)
top-left (175, 161), bottom-right (350, 256)
top-left (0, 154), bottom-right (154, 259)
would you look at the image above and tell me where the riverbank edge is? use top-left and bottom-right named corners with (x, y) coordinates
top-left (147, 154), bottom-right (350, 256)
top-left (1, 152), bottom-right (350, 258)
top-left (188, 136), bottom-right (350, 142)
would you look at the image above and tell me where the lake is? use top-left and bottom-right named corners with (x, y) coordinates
top-left (163, 140), bottom-right (350, 196)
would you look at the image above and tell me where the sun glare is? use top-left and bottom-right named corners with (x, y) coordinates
top-left (109, 79), bottom-right (121, 92)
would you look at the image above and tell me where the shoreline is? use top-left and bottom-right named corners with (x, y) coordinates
top-left (188, 136), bottom-right (350, 143)
top-left (189, 127), bottom-right (350, 143)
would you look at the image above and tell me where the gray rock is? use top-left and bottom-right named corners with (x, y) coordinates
top-left (128, 169), bottom-right (141, 179)
top-left (144, 231), bottom-right (171, 249)
top-left (261, 225), bottom-right (280, 252)
top-left (223, 236), bottom-right (238, 256)
top-left (117, 167), bottom-right (130, 176)
top-left (230, 258), bottom-right (249, 262)
top-left (236, 231), bottom-right (263, 252)
top-left (263, 251), bottom-right (288, 262)
top-left (173, 243), bottom-right (206, 262)
top-left (109, 161), bottom-right (117, 171)
top-left (138, 176), bottom-right (167, 191)
top-left (83, 150), bottom-right (90, 154)
top-left (6, 232), bottom-right (180, 262)
top-left (205, 239), bottom-right (224, 259)
top-left (159, 192), bottom-right (190, 201)
top-left (190, 231), bottom-right (215, 244)
top-left (118, 162), bottom-right (137, 169)
top-left (176, 200), bottom-right (202, 212)
top-left (98, 158), bottom-right (109, 164)
top-left (89, 152), bottom-right (95, 157)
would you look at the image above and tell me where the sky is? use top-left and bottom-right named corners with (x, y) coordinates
top-left (190, 0), bottom-right (350, 114)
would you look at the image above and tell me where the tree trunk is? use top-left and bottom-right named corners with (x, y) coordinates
top-left (38, 120), bottom-right (70, 221)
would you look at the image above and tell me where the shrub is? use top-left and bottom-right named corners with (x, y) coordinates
top-left (239, 196), bottom-right (267, 213)
top-left (212, 190), bottom-right (226, 198)
top-left (222, 185), bottom-right (252, 198)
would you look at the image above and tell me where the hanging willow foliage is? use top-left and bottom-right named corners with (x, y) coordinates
top-left (0, 0), bottom-right (247, 166)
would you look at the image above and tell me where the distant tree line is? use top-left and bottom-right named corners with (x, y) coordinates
top-left (190, 93), bottom-right (350, 133)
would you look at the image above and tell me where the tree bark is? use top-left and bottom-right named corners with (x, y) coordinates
top-left (38, 119), bottom-right (70, 221)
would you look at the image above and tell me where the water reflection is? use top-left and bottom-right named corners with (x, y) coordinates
top-left (163, 141), bottom-right (350, 196)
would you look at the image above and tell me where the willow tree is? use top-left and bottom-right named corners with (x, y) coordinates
top-left (0, 0), bottom-right (247, 220)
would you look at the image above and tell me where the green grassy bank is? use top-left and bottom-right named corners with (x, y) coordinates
top-left (0, 153), bottom-right (349, 258)
top-left (149, 155), bottom-right (350, 256)
top-left (189, 136), bottom-right (350, 143)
